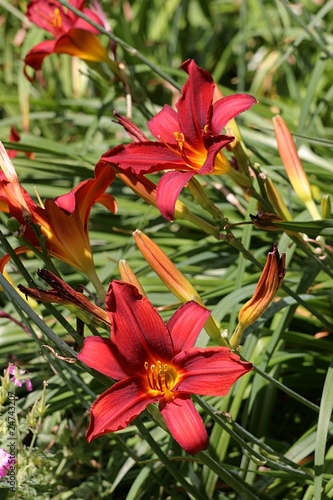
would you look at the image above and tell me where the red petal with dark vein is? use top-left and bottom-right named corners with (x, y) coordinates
top-left (176, 60), bottom-right (214, 148)
top-left (156, 170), bottom-right (195, 221)
top-left (167, 301), bottom-right (211, 352)
top-left (159, 395), bottom-right (209, 455)
top-left (101, 142), bottom-right (186, 174)
top-left (173, 347), bottom-right (253, 396)
top-left (106, 281), bottom-right (174, 368)
top-left (86, 377), bottom-right (159, 441)
top-left (198, 135), bottom-right (234, 175)
top-left (77, 336), bottom-right (131, 380)
top-left (211, 94), bottom-right (257, 135)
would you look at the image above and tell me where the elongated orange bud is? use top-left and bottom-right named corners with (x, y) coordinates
top-left (119, 259), bottom-right (146, 296)
top-left (133, 230), bottom-right (201, 303)
top-left (229, 244), bottom-right (286, 349)
top-left (265, 177), bottom-right (292, 221)
top-left (273, 116), bottom-right (320, 220)
top-left (133, 230), bottom-right (226, 345)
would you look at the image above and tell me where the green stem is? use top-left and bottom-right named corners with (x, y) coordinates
top-left (88, 268), bottom-right (106, 303)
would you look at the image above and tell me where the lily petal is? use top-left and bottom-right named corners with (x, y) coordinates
top-left (74, 8), bottom-right (106, 33)
top-left (77, 336), bottom-right (131, 380)
top-left (26, 1), bottom-right (73, 34)
top-left (114, 112), bottom-right (149, 142)
top-left (177, 60), bottom-right (214, 147)
top-left (159, 395), bottom-right (208, 455)
top-left (101, 142), bottom-right (185, 174)
top-left (156, 170), bottom-right (195, 221)
top-left (86, 377), bottom-right (159, 442)
top-left (54, 162), bottom-right (116, 223)
top-left (54, 29), bottom-right (109, 63)
top-left (148, 105), bottom-right (180, 143)
top-left (0, 246), bottom-right (31, 273)
top-left (211, 94), bottom-right (257, 135)
top-left (106, 281), bottom-right (174, 367)
top-left (198, 135), bottom-right (234, 175)
top-left (24, 39), bottom-right (57, 78)
top-left (167, 301), bottom-right (211, 352)
top-left (41, 198), bottom-right (94, 273)
top-left (173, 347), bottom-right (253, 396)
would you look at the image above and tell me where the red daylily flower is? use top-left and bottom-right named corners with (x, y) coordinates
top-left (78, 281), bottom-right (252, 455)
top-left (0, 142), bottom-right (116, 293)
top-left (99, 60), bottom-right (257, 220)
top-left (24, 0), bottom-right (110, 80)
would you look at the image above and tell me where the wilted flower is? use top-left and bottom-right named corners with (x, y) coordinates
top-left (230, 244), bottom-right (286, 349)
top-left (18, 269), bottom-right (110, 328)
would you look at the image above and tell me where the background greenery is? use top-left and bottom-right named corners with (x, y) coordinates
top-left (0, 0), bottom-right (333, 498)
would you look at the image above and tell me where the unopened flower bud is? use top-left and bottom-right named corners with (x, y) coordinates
top-left (133, 230), bottom-right (201, 303)
top-left (321, 195), bottom-right (331, 219)
top-left (36, 381), bottom-right (49, 417)
top-left (119, 260), bottom-right (146, 296)
top-left (230, 244), bottom-right (286, 349)
top-left (265, 178), bottom-right (292, 221)
top-left (273, 116), bottom-right (320, 220)
top-left (133, 229), bottom-right (226, 344)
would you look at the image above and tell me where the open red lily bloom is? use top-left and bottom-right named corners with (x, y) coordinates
top-left (78, 281), bottom-right (252, 455)
top-left (24, 0), bottom-right (110, 80)
top-left (99, 60), bottom-right (257, 220)
top-left (0, 143), bottom-right (116, 295)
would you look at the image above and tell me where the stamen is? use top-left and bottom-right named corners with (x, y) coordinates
top-left (51, 8), bottom-right (63, 29)
top-left (144, 360), bottom-right (176, 393)
top-left (156, 135), bottom-right (183, 159)
top-left (174, 132), bottom-right (185, 151)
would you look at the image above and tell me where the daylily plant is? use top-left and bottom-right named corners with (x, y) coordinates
top-left (78, 281), bottom-right (252, 455)
top-left (99, 60), bottom-right (257, 220)
top-left (0, 143), bottom-right (116, 299)
top-left (24, 0), bottom-right (111, 80)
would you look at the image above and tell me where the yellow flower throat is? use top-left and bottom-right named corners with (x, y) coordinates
top-left (144, 360), bottom-right (177, 395)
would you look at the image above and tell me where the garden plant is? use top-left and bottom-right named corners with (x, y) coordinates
top-left (0, 0), bottom-right (333, 498)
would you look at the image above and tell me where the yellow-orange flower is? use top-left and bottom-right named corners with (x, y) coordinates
top-left (24, 0), bottom-right (110, 80)
top-left (0, 143), bottom-right (116, 296)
